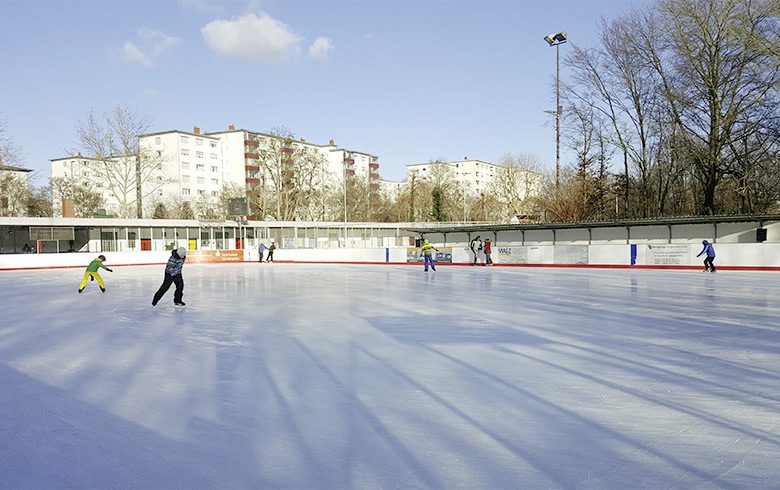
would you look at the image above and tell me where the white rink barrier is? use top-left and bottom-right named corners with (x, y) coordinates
top-left (2, 243), bottom-right (780, 270)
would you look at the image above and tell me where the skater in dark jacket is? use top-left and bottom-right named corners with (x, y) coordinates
top-left (266, 240), bottom-right (276, 262)
top-left (78, 254), bottom-right (113, 293)
top-left (697, 240), bottom-right (716, 272)
top-left (152, 247), bottom-right (187, 306)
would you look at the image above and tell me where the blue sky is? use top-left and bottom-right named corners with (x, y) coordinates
top-left (0, 0), bottom-right (643, 185)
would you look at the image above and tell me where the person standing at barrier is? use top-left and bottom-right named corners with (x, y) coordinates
top-left (266, 240), bottom-right (276, 262)
top-left (470, 236), bottom-right (483, 265)
top-left (258, 242), bottom-right (266, 263)
top-left (697, 240), bottom-right (716, 273)
top-left (421, 239), bottom-right (438, 272)
top-left (484, 238), bottom-right (493, 266)
top-left (152, 247), bottom-right (187, 306)
top-left (78, 254), bottom-right (113, 293)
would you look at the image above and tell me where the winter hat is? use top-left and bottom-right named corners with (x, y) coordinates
top-left (98, 255), bottom-right (106, 261)
top-left (177, 247), bottom-right (187, 257)
top-left (702, 240), bottom-right (709, 245)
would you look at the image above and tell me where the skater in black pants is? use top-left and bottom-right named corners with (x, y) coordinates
top-left (266, 240), bottom-right (275, 262)
top-left (697, 240), bottom-right (716, 273)
top-left (152, 247), bottom-right (187, 306)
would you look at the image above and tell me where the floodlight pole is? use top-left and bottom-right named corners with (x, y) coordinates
top-left (555, 42), bottom-right (561, 189)
top-left (545, 32), bottom-right (567, 189)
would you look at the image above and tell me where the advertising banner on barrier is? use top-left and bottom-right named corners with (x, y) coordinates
top-left (496, 246), bottom-right (528, 264)
top-left (185, 250), bottom-right (245, 263)
top-left (406, 247), bottom-right (453, 263)
top-left (647, 244), bottom-right (689, 266)
top-left (554, 245), bottom-right (589, 264)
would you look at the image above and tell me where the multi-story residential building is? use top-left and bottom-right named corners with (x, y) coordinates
top-left (139, 127), bottom-right (225, 203)
top-left (54, 124), bottom-right (383, 218)
top-left (0, 164), bottom-right (32, 215)
top-left (50, 154), bottom-right (117, 216)
top-left (406, 159), bottom-right (503, 195)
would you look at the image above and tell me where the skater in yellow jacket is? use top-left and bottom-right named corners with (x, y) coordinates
top-left (78, 255), bottom-right (113, 293)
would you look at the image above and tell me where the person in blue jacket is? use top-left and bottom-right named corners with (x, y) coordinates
top-left (697, 240), bottom-right (716, 273)
top-left (152, 247), bottom-right (187, 306)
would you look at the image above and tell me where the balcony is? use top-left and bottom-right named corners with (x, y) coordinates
top-left (369, 163), bottom-right (379, 169)
top-left (282, 147), bottom-right (294, 154)
top-left (369, 183), bottom-right (380, 190)
top-left (244, 140), bottom-right (258, 147)
top-left (282, 170), bottom-right (294, 178)
top-left (343, 157), bottom-right (355, 164)
top-left (345, 169), bottom-right (355, 176)
top-left (369, 172), bottom-right (379, 179)
top-left (245, 165), bottom-right (259, 171)
top-left (245, 178), bottom-right (261, 185)
top-left (244, 152), bottom-right (259, 160)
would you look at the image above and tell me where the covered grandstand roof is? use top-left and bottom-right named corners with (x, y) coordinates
top-left (403, 214), bottom-right (780, 235)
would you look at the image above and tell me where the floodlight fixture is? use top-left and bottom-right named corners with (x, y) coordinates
top-left (544, 31), bottom-right (568, 46)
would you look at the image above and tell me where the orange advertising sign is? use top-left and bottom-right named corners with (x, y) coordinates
top-left (185, 250), bottom-right (245, 263)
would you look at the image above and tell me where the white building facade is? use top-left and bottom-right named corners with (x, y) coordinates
top-left (52, 125), bottom-right (381, 219)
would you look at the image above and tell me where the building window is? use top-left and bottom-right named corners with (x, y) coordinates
top-left (196, 164), bottom-right (204, 171)
top-left (197, 189), bottom-right (205, 196)
top-left (155, 136), bottom-right (161, 145)
top-left (196, 151), bottom-right (204, 158)
top-left (210, 153), bottom-right (218, 160)
top-left (158, 190), bottom-right (163, 196)
top-left (211, 178), bottom-right (219, 185)
top-left (182, 175), bottom-right (190, 183)
top-left (182, 162), bottom-right (190, 170)
top-left (210, 142), bottom-right (217, 148)
top-left (156, 150), bottom-right (162, 157)
top-left (196, 139), bottom-right (203, 146)
top-left (180, 136), bottom-right (189, 144)
top-left (181, 149), bottom-right (189, 157)
top-left (197, 177), bottom-right (205, 185)
top-left (182, 188), bottom-right (190, 195)
top-left (211, 191), bottom-right (218, 197)
top-left (211, 166), bottom-right (218, 172)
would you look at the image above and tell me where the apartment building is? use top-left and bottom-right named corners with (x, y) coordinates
top-left (0, 165), bottom-right (32, 215)
top-left (405, 159), bottom-right (504, 195)
top-left (52, 124), bottom-right (383, 218)
top-left (379, 158), bottom-right (541, 205)
top-left (140, 128), bottom-right (225, 201)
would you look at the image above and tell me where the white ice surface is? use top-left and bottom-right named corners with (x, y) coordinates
top-left (1, 263), bottom-right (779, 489)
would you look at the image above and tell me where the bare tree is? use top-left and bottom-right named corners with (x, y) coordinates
top-left (75, 106), bottom-right (168, 218)
top-left (255, 128), bottom-right (326, 221)
top-left (50, 176), bottom-right (104, 218)
top-left (0, 117), bottom-right (22, 167)
top-left (491, 153), bottom-right (543, 221)
top-left (652, 0), bottom-right (779, 213)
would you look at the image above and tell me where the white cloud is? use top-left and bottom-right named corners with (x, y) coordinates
top-left (115, 28), bottom-right (181, 68)
top-left (307, 37), bottom-right (333, 61)
top-left (202, 13), bottom-right (303, 64)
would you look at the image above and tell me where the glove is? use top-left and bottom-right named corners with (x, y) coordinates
top-left (107, 268), bottom-right (113, 272)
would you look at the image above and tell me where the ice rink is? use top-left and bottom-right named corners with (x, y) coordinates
top-left (1, 262), bottom-right (779, 488)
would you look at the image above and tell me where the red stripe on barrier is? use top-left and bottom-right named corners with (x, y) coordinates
top-left (2, 261), bottom-right (780, 272)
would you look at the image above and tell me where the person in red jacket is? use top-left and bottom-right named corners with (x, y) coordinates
top-left (484, 238), bottom-right (493, 266)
